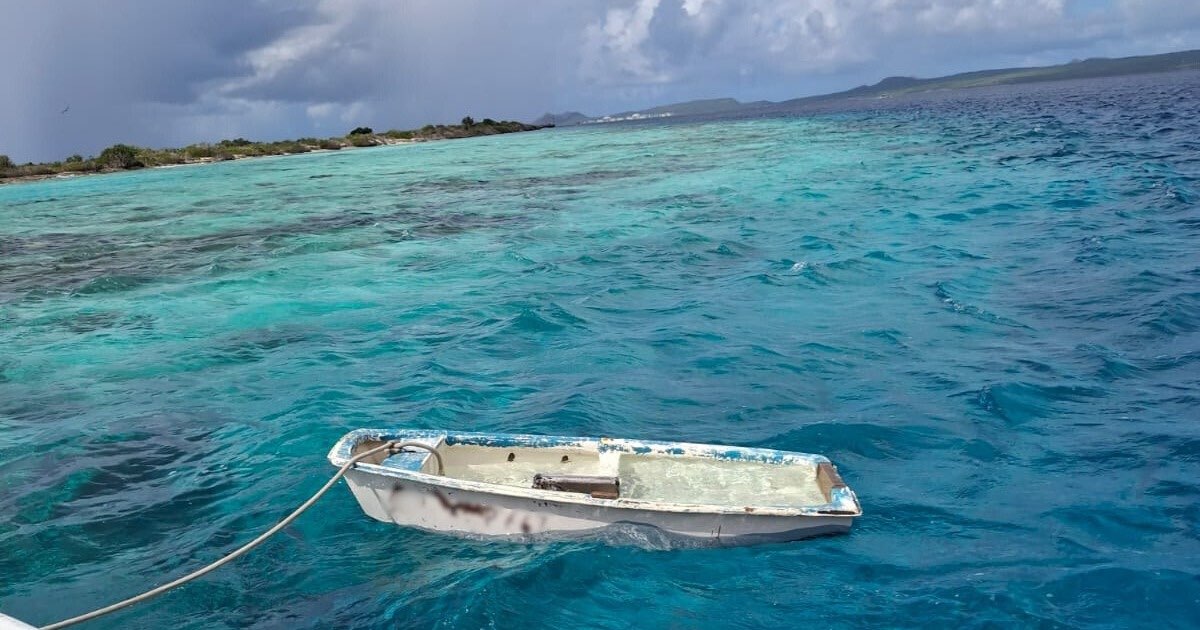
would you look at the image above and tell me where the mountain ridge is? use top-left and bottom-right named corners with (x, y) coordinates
top-left (554, 48), bottom-right (1200, 125)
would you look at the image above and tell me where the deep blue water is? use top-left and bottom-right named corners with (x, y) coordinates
top-left (2, 71), bottom-right (1199, 628)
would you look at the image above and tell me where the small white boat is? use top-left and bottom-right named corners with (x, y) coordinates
top-left (329, 430), bottom-right (861, 545)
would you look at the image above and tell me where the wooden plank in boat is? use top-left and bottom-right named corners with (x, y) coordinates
top-left (532, 473), bottom-right (620, 499)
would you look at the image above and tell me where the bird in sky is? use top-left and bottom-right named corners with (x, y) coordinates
top-left (61, 105), bottom-right (70, 114)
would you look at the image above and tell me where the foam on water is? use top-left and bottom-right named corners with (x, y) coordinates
top-left (2, 71), bottom-right (1200, 627)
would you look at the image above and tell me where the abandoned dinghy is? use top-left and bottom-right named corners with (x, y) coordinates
top-left (328, 430), bottom-right (861, 544)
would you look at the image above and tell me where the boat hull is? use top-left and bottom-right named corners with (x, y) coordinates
top-left (343, 467), bottom-right (852, 545)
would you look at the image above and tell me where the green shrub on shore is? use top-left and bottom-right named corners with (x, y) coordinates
top-left (133, 147), bottom-right (185, 167)
top-left (97, 144), bottom-right (142, 169)
top-left (0, 155), bottom-right (12, 170)
top-left (185, 144), bottom-right (215, 159)
top-left (61, 159), bottom-right (99, 173)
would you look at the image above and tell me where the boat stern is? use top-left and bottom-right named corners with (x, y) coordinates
top-left (816, 461), bottom-right (862, 517)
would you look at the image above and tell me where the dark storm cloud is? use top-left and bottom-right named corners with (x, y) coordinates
top-left (6, 1), bottom-right (291, 102)
top-left (0, 0), bottom-right (321, 160)
top-left (2, 0), bottom-right (1199, 163)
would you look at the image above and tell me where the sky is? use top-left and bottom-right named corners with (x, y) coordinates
top-left (2, 0), bottom-right (1199, 163)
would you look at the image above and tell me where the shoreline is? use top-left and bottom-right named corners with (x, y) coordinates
top-left (1, 120), bottom-right (548, 187)
top-left (0, 137), bottom-right (420, 187)
top-left (0, 136), bottom-right (417, 186)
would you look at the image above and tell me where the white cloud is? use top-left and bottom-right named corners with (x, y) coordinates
top-left (1117, 0), bottom-right (1200, 34)
top-left (582, 0), bottom-right (1085, 84)
top-left (222, 17), bottom-right (351, 95)
top-left (908, 0), bottom-right (1065, 33)
top-left (582, 0), bottom-right (673, 85)
top-left (681, 0), bottom-right (724, 33)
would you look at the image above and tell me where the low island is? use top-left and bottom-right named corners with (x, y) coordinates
top-left (0, 117), bottom-right (546, 184)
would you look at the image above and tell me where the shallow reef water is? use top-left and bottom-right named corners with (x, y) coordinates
top-left (2, 71), bottom-right (1199, 627)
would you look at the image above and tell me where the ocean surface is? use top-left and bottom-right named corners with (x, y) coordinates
top-left (2, 71), bottom-right (1199, 628)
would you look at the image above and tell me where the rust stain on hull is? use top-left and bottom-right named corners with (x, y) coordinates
top-left (432, 488), bottom-right (495, 519)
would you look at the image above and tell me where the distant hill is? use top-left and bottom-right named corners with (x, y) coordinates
top-left (782, 48), bottom-right (1200, 106)
top-left (575, 48), bottom-right (1200, 123)
top-left (533, 111), bottom-right (591, 126)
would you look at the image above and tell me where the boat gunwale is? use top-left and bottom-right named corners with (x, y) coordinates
top-left (329, 429), bottom-right (862, 517)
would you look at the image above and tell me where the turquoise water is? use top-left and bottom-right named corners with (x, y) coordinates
top-left (2, 72), bottom-right (1199, 627)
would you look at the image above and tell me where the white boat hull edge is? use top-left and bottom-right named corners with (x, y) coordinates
top-left (344, 469), bottom-right (851, 544)
top-left (0, 613), bottom-right (37, 630)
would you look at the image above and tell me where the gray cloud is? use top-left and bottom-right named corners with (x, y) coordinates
top-left (2, 0), bottom-right (1199, 162)
top-left (0, 0), bottom-right (315, 160)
